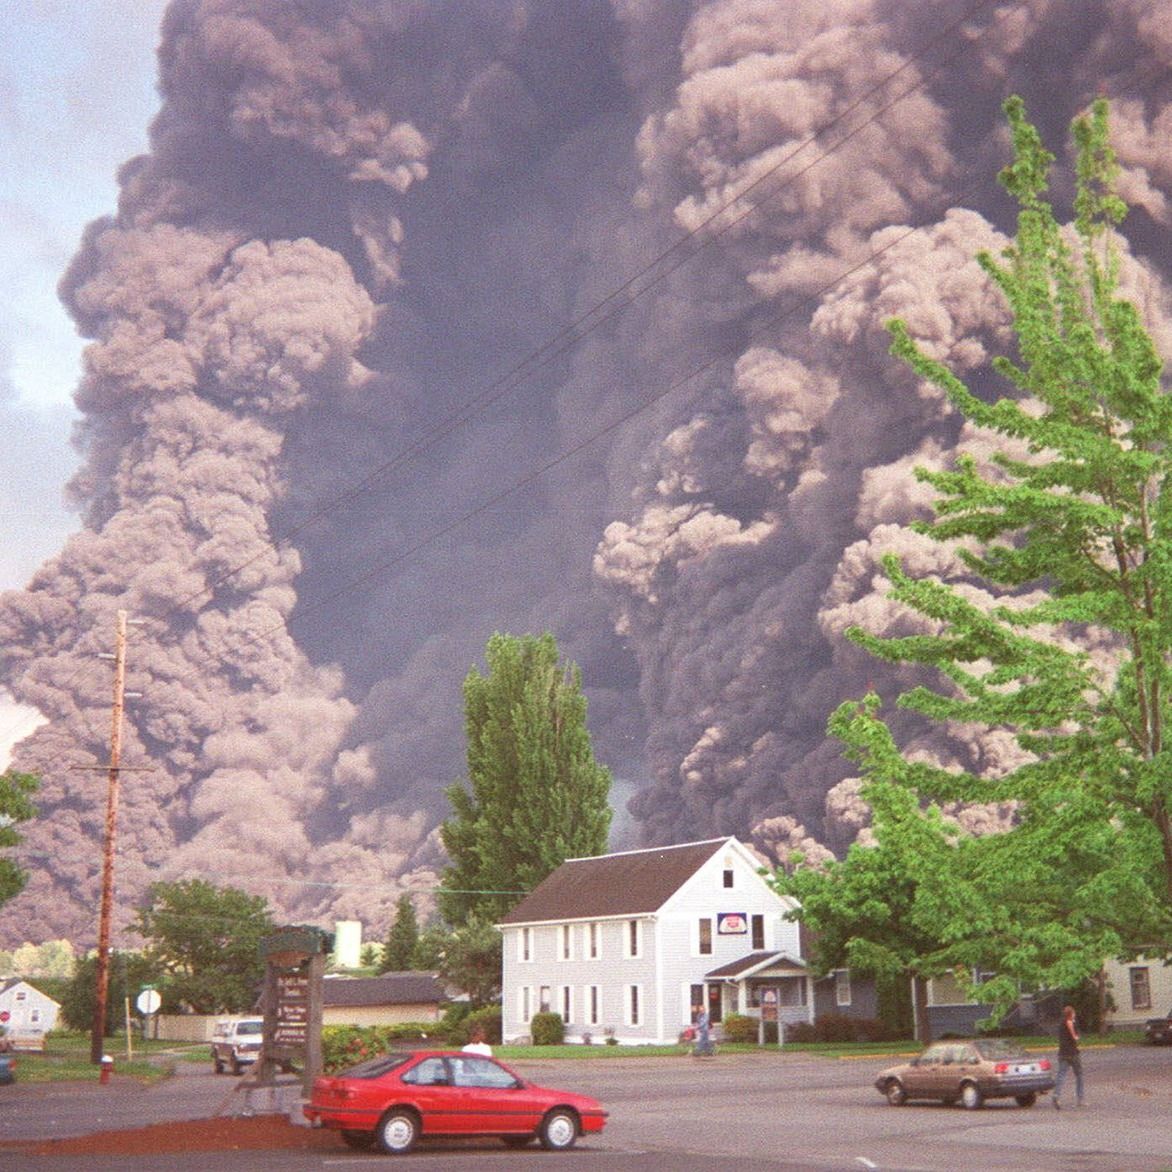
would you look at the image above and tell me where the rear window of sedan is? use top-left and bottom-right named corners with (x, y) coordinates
top-left (338, 1054), bottom-right (413, 1079)
top-left (974, 1039), bottom-right (1028, 1061)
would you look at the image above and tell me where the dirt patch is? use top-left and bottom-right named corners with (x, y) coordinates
top-left (2, 1114), bottom-right (343, 1156)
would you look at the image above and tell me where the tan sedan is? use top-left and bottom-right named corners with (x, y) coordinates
top-left (875, 1038), bottom-right (1055, 1110)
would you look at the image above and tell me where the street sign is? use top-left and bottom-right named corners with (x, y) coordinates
top-left (136, 988), bottom-right (161, 1015)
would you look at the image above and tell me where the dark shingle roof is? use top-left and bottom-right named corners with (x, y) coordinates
top-left (498, 838), bottom-right (731, 925)
top-left (322, 972), bottom-right (445, 1008)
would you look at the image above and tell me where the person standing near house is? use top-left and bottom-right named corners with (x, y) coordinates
top-left (693, 1004), bottom-right (714, 1057)
top-left (462, 1025), bottom-right (493, 1057)
top-left (1052, 1005), bottom-right (1084, 1109)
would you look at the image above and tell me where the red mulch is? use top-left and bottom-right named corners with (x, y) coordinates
top-left (4, 1114), bottom-right (343, 1156)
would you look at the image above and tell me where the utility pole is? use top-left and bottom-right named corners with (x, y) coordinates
top-left (90, 610), bottom-right (128, 1066)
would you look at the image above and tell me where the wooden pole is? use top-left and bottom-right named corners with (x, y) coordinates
top-left (90, 610), bottom-right (127, 1066)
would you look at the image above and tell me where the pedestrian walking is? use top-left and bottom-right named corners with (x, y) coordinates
top-left (1052, 1004), bottom-right (1084, 1109)
top-left (692, 1004), bottom-right (715, 1057)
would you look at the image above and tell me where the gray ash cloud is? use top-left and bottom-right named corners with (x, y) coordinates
top-left (2, 0), bottom-right (1170, 944)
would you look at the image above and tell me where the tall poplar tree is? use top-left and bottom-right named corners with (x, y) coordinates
top-left (439, 632), bottom-right (612, 925)
top-left (782, 97), bottom-right (1172, 1015)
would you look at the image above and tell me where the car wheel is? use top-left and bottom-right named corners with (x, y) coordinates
top-left (502, 1135), bottom-right (536, 1148)
top-left (376, 1108), bottom-right (420, 1155)
top-left (539, 1108), bottom-right (579, 1151)
top-left (230, 1055), bottom-right (242, 1076)
top-left (341, 1129), bottom-right (376, 1151)
top-left (884, 1080), bottom-right (907, 1106)
top-left (213, 1056), bottom-right (224, 1074)
top-left (1015, 1093), bottom-right (1037, 1108)
top-left (960, 1082), bottom-right (983, 1110)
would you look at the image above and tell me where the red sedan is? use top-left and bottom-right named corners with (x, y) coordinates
top-left (304, 1049), bottom-right (608, 1154)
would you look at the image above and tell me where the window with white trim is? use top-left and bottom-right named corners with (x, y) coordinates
top-left (560, 985), bottom-right (573, 1023)
top-left (723, 868), bottom-right (734, 888)
top-left (751, 914), bottom-right (765, 950)
top-left (1130, 966), bottom-right (1152, 1010)
top-left (586, 985), bottom-right (601, 1026)
top-left (519, 926), bottom-right (532, 962)
top-left (585, 921), bottom-right (600, 959)
top-left (626, 983), bottom-right (642, 1027)
top-left (624, 918), bottom-right (642, 959)
top-left (520, 985), bottom-right (532, 1023)
top-left (698, 917), bottom-right (713, 955)
top-left (835, 969), bottom-right (852, 1007)
top-left (560, 923), bottom-right (573, 960)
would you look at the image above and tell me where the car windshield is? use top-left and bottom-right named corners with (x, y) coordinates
top-left (236, 1021), bottom-right (263, 1035)
top-left (338, 1054), bottom-right (412, 1080)
top-left (974, 1038), bottom-right (1026, 1060)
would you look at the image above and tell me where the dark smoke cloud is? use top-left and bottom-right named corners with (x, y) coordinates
top-left (2, 0), bottom-right (1171, 946)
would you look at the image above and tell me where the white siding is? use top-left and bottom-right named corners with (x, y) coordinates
top-left (499, 838), bottom-right (804, 1044)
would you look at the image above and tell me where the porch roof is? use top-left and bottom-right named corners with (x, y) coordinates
top-left (705, 950), bottom-right (807, 980)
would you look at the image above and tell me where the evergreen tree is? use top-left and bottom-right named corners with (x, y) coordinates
top-left (379, 894), bottom-right (420, 973)
top-left (782, 97), bottom-right (1172, 1013)
top-left (439, 632), bottom-right (612, 925)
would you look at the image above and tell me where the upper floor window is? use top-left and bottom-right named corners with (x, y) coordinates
top-left (723, 868), bottom-right (734, 888)
top-left (560, 923), bottom-right (573, 961)
top-left (586, 921), bottom-right (600, 959)
top-left (624, 918), bottom-right (643, 959)
top-left (751, 914), bottom-right (765, 950)
top-left (519, 926), bottom-right (532, 962)
top-left (698, 917), bottom-right (713, 955)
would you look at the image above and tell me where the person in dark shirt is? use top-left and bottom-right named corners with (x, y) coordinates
top-left (1052, 1004), bottom-right (1084, 1108)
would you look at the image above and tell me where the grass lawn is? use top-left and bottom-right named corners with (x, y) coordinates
top-left (10, 1032), bottom-right (210, 1083)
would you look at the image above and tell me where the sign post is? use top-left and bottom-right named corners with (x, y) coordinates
top-left (259, 925), bottom-right (331, 1096)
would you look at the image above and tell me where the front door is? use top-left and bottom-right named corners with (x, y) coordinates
top-left (707, 983), bottom-right (722, 1024)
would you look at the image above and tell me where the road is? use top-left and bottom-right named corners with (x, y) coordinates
top-left (2, 1044), bottom-right (1169, 1170)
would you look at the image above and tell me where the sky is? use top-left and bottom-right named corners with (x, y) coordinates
top-left (0, 0), bottom-right (168, 756)
top-left (1, 0), bottom-right (1169, 947)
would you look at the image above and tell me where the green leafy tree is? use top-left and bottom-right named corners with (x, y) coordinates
top-left (379, 894), bottom-right (420, 973)
top-left (412, 920), bottom-right (451, 970)
top-left (439, 632), bottom-right (612, 925)
top-left (0, 770), bottom-right (37, 909)
top-left (59, 950), bottom-right (157, 1035)
top-left (437, 917), bottom-right (503, 1007)
top-left (785, 97), bottom-right (1172, 1014)
top-left (133, 879), bottom-right (275, 1013)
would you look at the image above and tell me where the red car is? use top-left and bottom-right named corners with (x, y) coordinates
top-left (304, 1049), bottom-right (608, 1154)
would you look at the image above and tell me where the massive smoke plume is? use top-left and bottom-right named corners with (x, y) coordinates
top-left (3, 0), bottom-right (1171, 946)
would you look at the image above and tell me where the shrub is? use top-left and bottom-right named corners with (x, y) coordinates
top-left (720, 1013), bottom-right (758, 1043)
top-left (461, 1005), bottom-right (502, 1045)
top-left (530, 1012), bottom-right (565, 1046)
top-left (783, 1014), bottom-right (897, 1044)
top-left (321, 1022), bottom-right (435, 1072)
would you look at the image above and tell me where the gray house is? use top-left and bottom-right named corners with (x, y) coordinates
top-left (497, 837), bottom-right (822, 1044)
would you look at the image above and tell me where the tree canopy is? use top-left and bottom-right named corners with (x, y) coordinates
top-left (439, 631), bottom-right (612, 925)
top-left (779, 96), bottom-right (1172, 1018)
top-left (132, 878), bottom-right (274, 1013)
top-left (0, 769), bottom-right (37, 910)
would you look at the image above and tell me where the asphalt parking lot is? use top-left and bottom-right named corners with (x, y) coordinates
top-left (2, 1044), bottom-right (1169, 1171)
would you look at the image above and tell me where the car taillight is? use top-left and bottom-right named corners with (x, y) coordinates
top-left (1038, 1059), bottom-right (1051, 1070)
top-left (994, 1062), bottom-right (1008, 1074)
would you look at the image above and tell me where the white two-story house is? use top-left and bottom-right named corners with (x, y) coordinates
top-left (497, 837), bottom-right (822, 1044)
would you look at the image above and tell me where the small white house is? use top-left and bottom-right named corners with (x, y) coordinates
top-left (497, 837), bottom-right (813, 1044)
top-left (1103, 956), bottom-right (1172, 1028)
top-left (0, 978), bottom-right (61, 1048)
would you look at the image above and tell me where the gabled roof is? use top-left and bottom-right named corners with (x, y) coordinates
top-left (322, 972), bottom-right (445, 1008)
top-left (498, 838), bottom-right (734, 925)
top-left (0, 977), bottom-right (60, 1004)
top-left (705, 951), bottom-right (807, 979)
